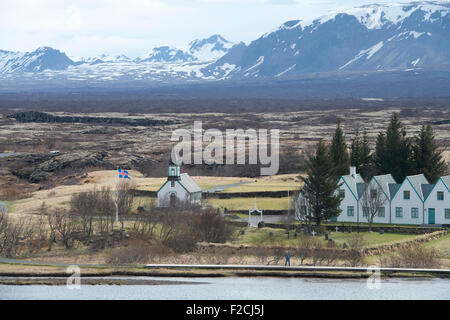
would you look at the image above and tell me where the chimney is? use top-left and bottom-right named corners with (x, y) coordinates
top-left (350, 166), bottom-right (356, 177)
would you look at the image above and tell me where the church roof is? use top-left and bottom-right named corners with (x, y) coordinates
top-left (179, 173), bottom-right (202, 193)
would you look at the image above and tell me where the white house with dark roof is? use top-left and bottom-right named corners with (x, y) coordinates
top-left (335, 167), bottom-right (367, 223)
top-left (334, 170), bottom-right (449, 226)
top-left (360, 173), bottom-right (398, 224)
top-left (390, 174), bottom-right (430, 225)
top-left (424, 175), bottom-right (450, 225)
top-left (298, 167), bottom-right (448, 226)
top-left (157, 159), bottom-right (202, 207)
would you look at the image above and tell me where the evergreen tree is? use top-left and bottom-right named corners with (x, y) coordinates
top-left (350, 130), bottom-right (361, 168)
top-left (301, 140), bottom-right (342, 226)
top-left (350, 129), bottom-right (371, 180)
top-left (373, 113), bottom-right (412, 182)
top-left (359, 130), bottom-right (372, 179)
top-left (329, 121), bottom-right (350, 177)
top-left (412, 124), bottom-right (447, 183)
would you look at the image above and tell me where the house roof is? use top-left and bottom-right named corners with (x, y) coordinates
top-left (422, 184), bottom-right (435, 200)
top-left (179, 173), bottom-right (202, 193)
top-left (357, 183), bottom-right (368, 199)
top-left (373, 174), bottom-right (397, 200)
top-left (340, 173), bottom-right (365, 200)
top-left (406, 174), bottom-right (429, 201)
top-left (440, 175), bottom-right (450, 192)
top-left (388, 183), bottom-right (401, 199)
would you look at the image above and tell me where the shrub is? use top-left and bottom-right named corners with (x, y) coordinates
top-left (192, 207), bottom-right (234, 243)
top-left (106, 240), bottom-right (155, 265)
top-left (295, 234), bottom-right (316, 265)
top-left (380, 245), bottom-right (440, 268)
top-left (344, 233), bottom-right (367, 267)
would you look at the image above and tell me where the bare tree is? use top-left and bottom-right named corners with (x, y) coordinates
top-left (0, 213), bottom-right (35, 257)
top-left (70, 189), bottom-right (98, 238)
top-left (47, 211), bottom-right (80, 249)
top-left (360, 184), bottom-right (387, 231)
top-left (115, 180), bottom-right (136, 220)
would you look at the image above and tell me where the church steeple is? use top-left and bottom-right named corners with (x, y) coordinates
top-left (168, 158), bottom-right (180, 180)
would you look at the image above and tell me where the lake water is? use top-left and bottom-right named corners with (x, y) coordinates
top-left (1, 277), bottom-right (449, 300)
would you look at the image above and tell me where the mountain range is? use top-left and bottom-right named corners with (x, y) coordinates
top-left (0, 1), bottom-right (449, 87)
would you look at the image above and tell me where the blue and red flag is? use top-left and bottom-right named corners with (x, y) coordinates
top-left (118, 168), bottom-right (131, 179)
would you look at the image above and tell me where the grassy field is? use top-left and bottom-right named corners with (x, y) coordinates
top-left (206, 197), bottom-right (292, 211)
top-left (233, 227), bottom-right (417, 247)
top-left (217, 174), bottom-right (302, 193)
top-left (137, 176), bottom-right (249, 191)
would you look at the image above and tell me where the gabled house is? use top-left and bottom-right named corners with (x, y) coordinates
top-left (335, 167), bottom-right (367, 223)
top-left (360, 173), bottom-right (398, 224)
top-left (424, 175), bottom-right (450, 225)
top-left (157, 159), bottom-right (202, 207)
top-left (390, 174), bottom-right (430, 225)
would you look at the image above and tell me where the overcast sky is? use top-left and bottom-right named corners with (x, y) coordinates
top-left (0, 0), bottom-right (412, 59)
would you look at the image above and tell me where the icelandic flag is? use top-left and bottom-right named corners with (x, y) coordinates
top-left (118, 168), bottom-right (131, 179)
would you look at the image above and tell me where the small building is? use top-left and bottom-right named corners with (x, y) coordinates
top-left (335, 166), bottom-right (367, 223)
top-left (390, 174), bottom-right (430, 225)
top-left (424, 175), bottom-right (450, 225)
top-left (157, 159), bottom-right (202, 207)
top-left (363, 173), bottom-right (399, 224)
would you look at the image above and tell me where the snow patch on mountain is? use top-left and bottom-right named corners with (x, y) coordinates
top-left (137, 46), bottom-right (195, 63)
top-left (188, 34), bottom-right (234, 61)
top-left (340, 41), bottom-right (384, 69)
top-left (310, 1), bottom-right (449, 30)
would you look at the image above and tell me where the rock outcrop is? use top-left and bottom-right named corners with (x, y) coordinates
top-left (11, 151), bottom-right (109, 182)
top-left (7, 111), bottom-right (178, 127)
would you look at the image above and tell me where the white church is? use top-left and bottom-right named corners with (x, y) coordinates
top-left (334, 167), bottom-right (450, 225)
top-left (157, 159), bottom-right (202, 207)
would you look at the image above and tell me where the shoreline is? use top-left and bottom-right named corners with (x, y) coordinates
top-left (0, 265), bottom-right (448, 284)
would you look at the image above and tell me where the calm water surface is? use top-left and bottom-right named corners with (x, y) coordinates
top-left (1, 277), bottom-right (449, 300)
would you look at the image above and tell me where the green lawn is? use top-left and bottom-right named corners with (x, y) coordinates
top-left (233, 227), bottom-right (417, 247)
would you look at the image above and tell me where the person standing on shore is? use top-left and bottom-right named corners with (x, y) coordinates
top-left (285, 251), bottom-right (291, 267)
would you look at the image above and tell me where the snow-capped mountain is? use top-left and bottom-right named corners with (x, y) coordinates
top-left (0, 47), bottom-right (75, 73)
top-left (188, 34), bottom-right (234, 61)
top-left (136, 46), bottom-right (195, 63)
top-left (0, 1), bottom-right (449, 84)
top-left (203, 1), bottom-right (450, 78)
top-left (78, 54), bottom-right (131, 64)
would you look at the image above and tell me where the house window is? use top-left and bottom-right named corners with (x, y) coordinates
top-left (395, 207), bottom-right (403, 218)
top-left (370, 189), bottom-right (377, 199)
top-left (437, 192), bottom-right (444, 201)
top-left (411, 207), bottom-right (419, 219)
top-left (171, 181), bottom-right (175, 187)
top-left (347, 206), bottom-right (354, 217)
top-left (378, 207), bottom-right (385, 218)
top-left (403, 190), bottom-right (410, 200)
top-left (362, 207), bottom-right (369, 217)
top-left (339, 189), bottom-right (345, 198)
top-left (445, 209), bottom-right (450, 220)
